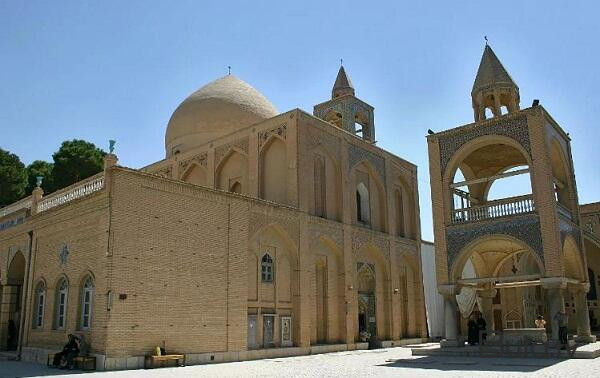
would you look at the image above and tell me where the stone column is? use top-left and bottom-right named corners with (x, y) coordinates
top-left (478, 286), bottom-right (496, 330)
top-left (542, 278), bottom-right (566, 341)
top-left (439, 284), bottom-right (462, 347)
top-left (573, 284), bottom-right (597, 343)
top-left (492, 91), bottom-right (502, 116)
top-left (30, 186), bottom-right (43, 215)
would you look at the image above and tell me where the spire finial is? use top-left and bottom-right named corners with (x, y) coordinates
top-left (228, 66), bottom-right (231, 75)
top-left (340, 58), bottom-right (343, 66)
top-left (484, 36), bottom-right (488, 46)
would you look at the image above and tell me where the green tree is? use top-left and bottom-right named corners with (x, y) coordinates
top-left (25, 160), bottom-right (54, 195)
top-left (0, 148), bottom-right (28, 207)
top-left (52, 140), bottom-right (106, 190)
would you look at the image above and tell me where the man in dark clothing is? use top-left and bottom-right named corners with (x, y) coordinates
top-left (52, 334), bottom-right (79, 369)
top-left (7, 320), bottom-right (17, 351)
top-left (467, 313), bottom-right (479, 345)
top-left (477, 313), bottom-right (487, 345)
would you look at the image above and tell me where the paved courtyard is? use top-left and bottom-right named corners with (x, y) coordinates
top-left (2, 345), bottom-right (600, 378)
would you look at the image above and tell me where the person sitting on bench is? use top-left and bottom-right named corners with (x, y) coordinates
top-left (52, 334), bottom-right (80, 369)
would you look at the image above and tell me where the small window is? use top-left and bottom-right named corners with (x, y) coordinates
top-left (34, 283), bottom-right (46, 329)
top-left (80, 277), bottom-right (94, 330)
top-left (356, 182), bottom-right (370, 224)
top-left (55, 279), bottom-right (68, 329)
top-left (261, 254), bottom-right (274, 282)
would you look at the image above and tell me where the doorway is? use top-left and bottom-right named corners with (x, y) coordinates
top-left (263, 315), bottom-right (275, 348)
top-left (247, 315), bottom-right (258, 349)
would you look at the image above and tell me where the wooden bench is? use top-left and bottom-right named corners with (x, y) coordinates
top-left (47, 353), bottom-right (96, 371)
top-left (144, 354), bottom-right (185, 369)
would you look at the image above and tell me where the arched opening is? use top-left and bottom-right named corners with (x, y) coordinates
top-left (216, 150), bottom-right (247, 194)
top-left (54, 278), bottom-right (69, 330)
top-left (563, 237), bottom-right (584, 281)
top-left (181, 164), bottom-right (207, 187)
top-left (354, 111), bottom-right (370, 140)
top-left (230, 181), bottom-right (242, 194)
top-left (357, 264), bottom-right (376, 336)
top-left (549, 139), bottom-right (573, 216)
top-left (260, 137), bottom-right (287, 204)
top-left (324, 110), bottom-right (343, 129)
top-left (452, 236), bottom-right (544, 332)
top-left (309, 148), bottom-right (341, 221)
top-left (449, 140), bottom-right (533, 224)
top-left (310, 238), bottom-right (344, 345)
top-left (354, 162), bottom-right (387, 231)
top-left (4, 251), bottom-right (25, 350)
top-left (33, 281), bottom-right (46, 329)
top-left (79, 276), bottom-right (94, 330)
top-left (356, 182), bottom-right (370, 224)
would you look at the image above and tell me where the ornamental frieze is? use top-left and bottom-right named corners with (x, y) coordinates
top-left (438, 115), bottom-right (530, 174)
top-left (352, 228), bottom-right (390, 261)
top-left (446, 214), bottom-right (544, 270)
top-left (308, 220), bottom-right (343, 249)
top-left (215, 137), bottom-right (249, 166)
top-left (249, 211), bottom-right (299, 248)
top-left (305, 127), bottom-right (340, 159)
top-left (154, 166), bottom-right (172, 178)
top-left (179, 152), bottom-right (207, 178)
top-left (348, 144), bottom-right (386, 183)
top-left (258, 124), bottom-right (287, 150)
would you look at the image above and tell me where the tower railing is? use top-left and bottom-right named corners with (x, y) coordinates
top-left (452, 194), bottom-right (535, 224)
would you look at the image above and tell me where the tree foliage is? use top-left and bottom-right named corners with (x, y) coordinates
top-left (52, 140), bottom-right (106, 190)
top-left (0, 148), bottom-right (28, 207)
top-left (25, 160), bottom-right (54, 195)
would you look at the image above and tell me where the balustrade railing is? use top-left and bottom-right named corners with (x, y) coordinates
top-left (38, 174), bottom-right (105, 213)
top-left (0, 197), bottom-right (32, 218)
top-left (452, 194), bottom-right (535, 224)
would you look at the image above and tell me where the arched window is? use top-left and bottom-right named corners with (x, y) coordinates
top-left (261, 254), bottom-right (274, 283)
top-left (230, 181), bottom-right (242, 194)
top-left (33, 282), bottom-right (46, 329)
top-left (356, 182), bottom-right (370, 224)
top-left (80, 277), bottom-right (94, 330)
top-left (55, 279), bottom-right (68, 329)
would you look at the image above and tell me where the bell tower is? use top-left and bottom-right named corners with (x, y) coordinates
top-left (314, 65), bottom-right (375, 143)
top-left (472, 45), bottom-right (520, 122)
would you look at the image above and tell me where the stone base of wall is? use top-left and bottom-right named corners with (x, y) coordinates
top-left (379, 338), bottom-right (428, 348)
top-left (22, 341), bottom-right (428, 371)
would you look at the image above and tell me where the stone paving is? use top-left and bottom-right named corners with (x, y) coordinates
top-left (1, 345), bottom-right (600, 378)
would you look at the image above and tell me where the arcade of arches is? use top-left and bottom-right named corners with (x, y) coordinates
top-left (429, 44), bottom-right (596, 346)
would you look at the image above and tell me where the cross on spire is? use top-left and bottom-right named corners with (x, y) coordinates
top-left (228, 66), bottom-right (231, 75)
top-left (484, 36), bottom-right (488, 46)
top-left (340, 58), bottom-right (343, 66)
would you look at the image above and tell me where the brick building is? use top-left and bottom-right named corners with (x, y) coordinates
top-left (0, 68), bottom-right (426, 368)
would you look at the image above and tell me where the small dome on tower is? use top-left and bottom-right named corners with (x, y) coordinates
top-left (165, 75), bottom-right (278, 157)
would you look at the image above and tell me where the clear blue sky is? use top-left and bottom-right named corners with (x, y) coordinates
top-left (1, 1), bottom-right (598, 241)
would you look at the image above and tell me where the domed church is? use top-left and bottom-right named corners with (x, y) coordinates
top-left (0, 67), bottom-right (426, 369)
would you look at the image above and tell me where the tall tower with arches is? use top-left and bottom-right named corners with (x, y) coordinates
top-left (314, 65), bottom-right (376, 143)
top-left (427, 45), bottom-right (595, 346)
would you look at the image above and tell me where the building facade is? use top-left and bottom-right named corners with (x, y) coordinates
top-left (427, 45), bottom-right (596, 345)
top-left (0, 68), bottom-right (427, 368)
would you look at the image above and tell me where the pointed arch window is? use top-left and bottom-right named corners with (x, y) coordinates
top-left (314, 155), bottom-right (326, 218)
top-left (356, 182), bottom-right (370, 224)
top-left (33, 282), bottom-right (46, 329)
top-left (80, 277), bottom-right (94, 330)
top-left (261, 254), bottom-right (274, 283)
top-left (54, 279), bottom-right (68, 329)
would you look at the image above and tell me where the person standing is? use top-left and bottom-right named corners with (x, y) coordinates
top-left (476, 312), bottom-right (487, 345)
top-left (467, 313), bottom-right (479, 345)
top-left (535, 315), bottom-right (546, 329)
top-left (553, 309), bottom-right (568, 348)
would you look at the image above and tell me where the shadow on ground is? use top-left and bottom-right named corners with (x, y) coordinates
top-left (379, 355), bottom-right (563, 373)
top-left (0, 361), bottom-right (88, 378)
